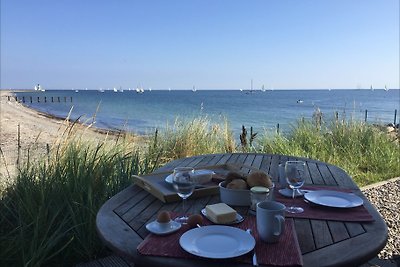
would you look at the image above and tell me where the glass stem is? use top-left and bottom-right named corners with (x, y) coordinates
top-left (292, 188), bottom-right (296, 207)
top-left (182, 198), bottom-right (186, 216)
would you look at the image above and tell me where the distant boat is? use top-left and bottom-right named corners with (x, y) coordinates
top-left (98, 88), bottom-right (105, 93)
top-left (370, 85), bottom-right (374, 91)
top-left (113, 87), bottom-right (118, 93)
top-left (192, 86), bottom-right (197, 92)
top-left (384, 85), bottom-right (389, 91)
top-left (297, 99), bottom-right (304, 104)
top-left (245, 79), bottom-right (255, 94)
top-left (261, 85), bottom-right (266, 92)
top-left (75, 89), bottom-right (79, 93)
top-left (148, 87), bottom-right (152, 92)
top-left (136, 87), bottom-right (144, 93)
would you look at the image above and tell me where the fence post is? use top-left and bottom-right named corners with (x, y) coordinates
top-left (364, 110), bottom-right (368, 122)
top-left (277, 123), bottom-right (280, 134)
top-left (394, 109), bottom-right (398, 125)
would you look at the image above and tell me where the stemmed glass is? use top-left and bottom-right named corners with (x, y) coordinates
top-left (285, 161), bottom-right (306, 213)
top-left (172, 167), bottom-right (195, 224)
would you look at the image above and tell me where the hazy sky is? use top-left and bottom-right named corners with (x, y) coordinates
top-left (1, 0), bottom-right (399, 90)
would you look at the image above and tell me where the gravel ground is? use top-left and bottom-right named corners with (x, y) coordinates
top-left (362, 177), bottom-right (400, 260)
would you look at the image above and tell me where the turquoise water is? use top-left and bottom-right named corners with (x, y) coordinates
top-left (14, 89), bottom-right (400, 135)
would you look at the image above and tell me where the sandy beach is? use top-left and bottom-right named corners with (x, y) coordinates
top-left (0, 90), bottom-right (114, 184)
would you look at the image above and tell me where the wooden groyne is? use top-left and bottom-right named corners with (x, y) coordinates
top-left (6, 95), bottom-right (73, 103)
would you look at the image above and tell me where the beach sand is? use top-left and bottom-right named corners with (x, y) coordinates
top-left (0, 90), bottom-right (116, 185)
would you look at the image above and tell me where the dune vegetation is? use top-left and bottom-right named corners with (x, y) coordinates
top-left (0, 115), bottom-right (399, 266)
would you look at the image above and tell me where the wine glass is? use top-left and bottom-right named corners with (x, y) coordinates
top-left (172, 167), bottom-right (195, 224)
top-left (285, 161), bottom-right (306, 213)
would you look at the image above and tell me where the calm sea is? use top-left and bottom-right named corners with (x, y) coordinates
top-left (14, 89), bottom-right (400, 136)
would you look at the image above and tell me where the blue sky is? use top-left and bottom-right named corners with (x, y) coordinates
top-left (1, 0), bottom-right (399, 90)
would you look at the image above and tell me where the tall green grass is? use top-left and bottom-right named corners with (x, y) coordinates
top-left (0, 115), bottom-right (398, 266)
top-left (0, 132), bottom-right (155, 266)
top-left (257, 119), bottom-right (400, 186)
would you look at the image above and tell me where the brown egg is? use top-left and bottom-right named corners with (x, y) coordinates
top-left (156, 211), bottom-right (171, 223)
top-left (187, 214), bottom-right (203, 228)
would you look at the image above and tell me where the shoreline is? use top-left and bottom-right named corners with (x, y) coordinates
top-left (0, 90), bottom-right (126, 181)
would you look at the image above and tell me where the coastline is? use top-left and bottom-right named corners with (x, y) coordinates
top-left (0, 90), bottom-right (120, 182)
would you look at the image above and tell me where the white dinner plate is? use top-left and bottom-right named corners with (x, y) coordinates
top-left (179, 225), bottom-right (255, 259)
top-left (201, 208), bottom-right (244, 225)
top-left (145, 220), bottom-right (181, 235)
top-left (165, 169), bottom-right (215, 184)
top-left (304, 190), bottom-right (363, 208)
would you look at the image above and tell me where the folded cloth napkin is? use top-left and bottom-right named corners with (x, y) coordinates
top-left (138, 215), bottom-right (303, 266)
top-left (275, 186), bottom-right (374, 222)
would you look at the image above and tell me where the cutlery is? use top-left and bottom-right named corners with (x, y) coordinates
top-left (246, 229), bottom-right (258, 266)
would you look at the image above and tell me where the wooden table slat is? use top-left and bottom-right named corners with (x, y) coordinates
top-left (294, 218), bottom-right (316, 253)
top-left (327, 221), bottom-right (351, 242)
top-left (310, 220), bottom-right (334, 249)
top-left (307, 162), bottom-right (325, 185)
top-left (318, 163), bottom-right (338, 186)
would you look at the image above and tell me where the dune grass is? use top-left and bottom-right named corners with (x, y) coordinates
top-left (257, 119), bottom-right (400, 186)
top-left (0, 115), bottom-right (398, 266)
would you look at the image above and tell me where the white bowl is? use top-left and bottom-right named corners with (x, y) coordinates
top-left (219, 181), bottom-right (275, 206)
top-left (219, 181), bottom-right (251, 206)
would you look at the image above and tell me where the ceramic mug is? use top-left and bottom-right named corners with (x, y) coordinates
top-left (256, 201), bottom-right (286, 243)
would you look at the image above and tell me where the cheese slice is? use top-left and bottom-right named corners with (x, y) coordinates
top-left (205, 203), bottom-right (237, 224)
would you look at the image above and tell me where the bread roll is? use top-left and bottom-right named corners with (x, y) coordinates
top-left (247, 171), bottom-right (273, 188)
top-left (226, 178), bottom-right (248, 190)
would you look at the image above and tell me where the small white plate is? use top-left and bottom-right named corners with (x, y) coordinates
top-left (201, 208), bottom-right (244, 225)
top-left (179, 225), bottom-right (255, 259)
top-left (304, 190), bottom-right (363, 208)
top-left (278, 188), bottom-right (305, 198)
top-left (145, 220), bottom-right (181, 235)
top-left (165, 169), bottom-right (215, 184)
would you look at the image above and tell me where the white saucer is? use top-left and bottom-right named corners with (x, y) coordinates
top-left (278, 188), bottom-right (305, 198)
top-left (145, 220), bottom-right (181, 235)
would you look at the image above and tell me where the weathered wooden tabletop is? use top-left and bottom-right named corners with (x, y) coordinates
top-left (96, 153), bottom-right (388, 267)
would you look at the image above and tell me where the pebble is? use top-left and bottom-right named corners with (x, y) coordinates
top-left (362, 178), bottom-right (400, 260)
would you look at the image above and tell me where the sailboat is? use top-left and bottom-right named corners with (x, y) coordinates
top-left (261, 85), bottom-right (266, 92)
top-left (192, 85), bottom-right (197, 92)
top-left (245, 79), bottom-right (255, 94)
top-left (370, 85), bottom-right (374, 91)
top-left (384, 85), bottom-right (389, 91)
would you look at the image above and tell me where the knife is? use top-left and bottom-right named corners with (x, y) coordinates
top-left (246, 229), bottom-right (258, 266)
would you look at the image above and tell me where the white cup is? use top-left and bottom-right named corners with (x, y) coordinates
top-left (256, 201), bottom-right (286, 243)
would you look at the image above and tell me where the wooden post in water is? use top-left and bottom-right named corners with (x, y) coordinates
top-left (364, 110), bottom-right (368, 122)
top-left (64, 96), bottom-right (67, 102)
top-left (44, 97), bottom-right (47, 103)
top-left (70, 96), bottom-right (72, 102)
top-left (57, 96), bottom-right (60, 102)
top-left (30, 96), bottom-right (33, 103)
top-left (51, 96), bottom-right (54, 102)
top-left (394, 109), bottom-right (398, 125)
top-left (37, 96), bottom-right (40, 103)
top-left (22, 96), bottom-right (25, 103)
